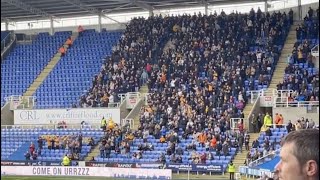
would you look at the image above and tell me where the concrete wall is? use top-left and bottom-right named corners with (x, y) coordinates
top-left (269, 2), bottom-right (319, 20)
top-left (272, 107), bottom-right (319, 124)
top-left (247, 98), bottom-right (262, 133)
top-left (125, 99), bottom-right (143, 120)
top-left (314, 56), bottom-right (319, 68)
top-left (1, 103), bottom-right (14, 125)
top-left (119, 100), bottom-right (130, 121)
top-left (14, 23), bottom-right (126, 35)
top-left (11, 2), bottom-right (319, 36)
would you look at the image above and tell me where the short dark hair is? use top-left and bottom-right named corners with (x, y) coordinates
top-left (281, 129), bottom-right (319, 168)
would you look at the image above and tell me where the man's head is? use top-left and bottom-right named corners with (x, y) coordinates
top-left (275, 129), bottom-right (319, 180)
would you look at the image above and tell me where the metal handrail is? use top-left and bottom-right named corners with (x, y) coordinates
top-left (311, 44), bottom-right (319, 52)
top-left (311, 44), bottom-right (319, 57)
top-left (275, 99), bottom-right (319, 108)
top-left (1, 31), bottom-right (16, 58)
top-left (248, 148), bottom-right (281, 167)
top-left (1, 123), bottom-right (101, 130)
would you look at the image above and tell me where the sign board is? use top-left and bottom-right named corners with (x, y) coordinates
top-left (260, 96), bottom-right (274, 107)
top-left (126, 92), bottom-right (140, 109)
top-left (14, 108), bottom-right (120, 125)
top-left (86, 162), bottom-right (224, 173)
top-left (1, 166), bottom-right (172, 179)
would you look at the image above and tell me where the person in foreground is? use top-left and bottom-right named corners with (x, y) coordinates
top-left (274, 129), bottom-right (319, 180)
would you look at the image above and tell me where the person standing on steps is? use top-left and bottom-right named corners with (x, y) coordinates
top-left (227, 161), bottom-right (236, 180)
top-left (59, 46), bottom-right (66, 57)
top-left (245, 133), bottom-right (250, 151)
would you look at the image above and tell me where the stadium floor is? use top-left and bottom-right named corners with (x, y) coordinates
top-left (1, 173), bottom-right (232, 180)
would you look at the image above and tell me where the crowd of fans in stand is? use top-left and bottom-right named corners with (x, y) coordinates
top-left (74, 7), bottom-right (320, 168)
top-left (79, 16), bottom-right (174, 107)
top-left (89, 10), bottom-right (291, 162)
top-left (78, 8), bottom-right (294, 164)
top-left (277, 7), bottom-right (319, 102)
top-left (138, 8), bottom-right (289, 158)
top-left (79, 8), bottom-right (291, 110)
top-left (25, 132), bottom-right (94, 161)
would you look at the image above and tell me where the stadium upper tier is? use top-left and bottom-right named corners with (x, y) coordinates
top-left (277, 16), bottom-right (319, 101)
top-left (34, 30), bottom-right (122, 109)
top-left (1, 31), bottom-right (71, 106)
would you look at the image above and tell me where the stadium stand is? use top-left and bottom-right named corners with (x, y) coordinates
top-left (276, 7), bottom-right (319, 101)
top-left (79, 16), bottom-right (174, 108)
top-left (33, 29), bottom-right (122, 109)
top-left (1, 125), bottom-right (103, 161)
top-left (1, 31), bottom-right (71, 106)
top-left (90, 9), bottom-right (291, 173)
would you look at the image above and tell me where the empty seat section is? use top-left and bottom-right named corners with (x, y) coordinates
top-left (34, 30), bottom-right (122, 108)
top-left (1, 31), bottom-right (71, 106)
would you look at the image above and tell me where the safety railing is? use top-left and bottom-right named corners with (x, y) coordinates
top-left (311, 44), bottom-right (319, 57)
top-left (121, 118), bottom-right (134, 129)
top-left (248, 148), bottom-right (280, 168)
top-left (1, 33), bottom-right (16, 62)
top-left (246, 94), bottom-right (261, 132)
top-left (247, 88), bottom-right (278, 104)
top-left (230, 118), bottom-right (245, 131)
top-left (1, 31), bottom-right (14, 51)
top-left (1, 123), bottom-right (101, 130)
top-left (4, 95), bottom-right (36, 110)
top-left (238, 166), bottom-right (274, 179)
top-left (143, 93), bottom-right (152, 106)
top-left (274, 99), bottom-right (319, 108)
top-left (275, 90), bottom-right (294, 102)
top-left (107, 102), bottom-right (120, 108)
top-left (118, 93), bottom-right (127, 103)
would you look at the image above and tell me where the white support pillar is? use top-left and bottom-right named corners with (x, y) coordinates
top-left (5, 21), bottom-right (9, 30)
top-left (98, 13), bottom-right (102, 32)
top-left (149, 9), bottom-right (154, 17)
top-left (264, 0), bottom-right (268, 13)
top-left (298, 0), bottom-right (302, 20)
top-left (205, 3), bottom-right (208, 16)
top-left (50, 17), bottom-right (54, 35)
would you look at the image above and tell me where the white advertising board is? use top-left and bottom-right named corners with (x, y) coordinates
top-left (260, 96), bottom-right (274, 107)
top-left (1, 166), bottom-right (172, 179)
top-left (14, 108), bottom-right (120, 125)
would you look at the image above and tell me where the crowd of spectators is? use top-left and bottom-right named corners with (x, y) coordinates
top-left (77, 9), bottom-right (293, 165)
top-left (139, 9), bottom-right (289, 155)
top-left (70, 7), bottom-right (311, 169)
top-left (79, 8), bottom-right (291, 110)
top-left (277, 7), bottom-right (319, 102)
top-left (79, 16), bottom-right (174, 107)
top-left (25, 133), bottom-right (94, 161)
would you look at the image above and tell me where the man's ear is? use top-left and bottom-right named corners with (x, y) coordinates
top-left (305, 160), bottom-right (318, 177)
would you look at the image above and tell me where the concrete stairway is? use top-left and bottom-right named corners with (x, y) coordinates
top-left (242, 103), bottom-right (254, 129)
top-left (132, 85), bottom-right (149, 130)
top-left (268, 23), bottom-right (299, 90)
top-left (231, 133), bottom-right (260, 175)
top-left (84, 144), bottom-right (100, 161)
top-left (23, 33), bottom-right (78, 97)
